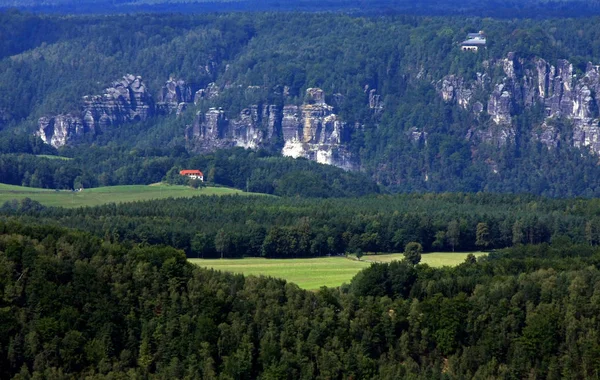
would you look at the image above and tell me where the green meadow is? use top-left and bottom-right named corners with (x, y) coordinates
top-left (191, 251), bottom-right (487, 290)
top-left (364, 251), bottom-right (487, 266)
top-left (0, 183), bottom-right (254, 208)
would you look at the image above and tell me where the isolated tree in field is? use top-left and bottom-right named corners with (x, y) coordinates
top-left (404, 242), bottom-right (422, 265)
top-left (465, 253), bottom-right (477, 265)
top-left (355, 248), bottom-right (364, 260)
top-left (475, 222), bottom-right (490, 249)
top-left (447, 220), bottom-right (460, 252)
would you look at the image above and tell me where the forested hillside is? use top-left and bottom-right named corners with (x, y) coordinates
top-left (3, 12), bottom-right (600, 196)
top-left (3, 219), bottom-right (600, 378)
top-left (2, 0), bottom-right (600, 17)
top-left (4, 192), bottom-right (600, 257)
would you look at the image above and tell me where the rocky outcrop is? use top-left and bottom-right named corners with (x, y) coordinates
top-left (438, 54), bottom-right (600, 154)
top-left (281, 88), bottom-right (354, 170)
top-left (438, 75), bottom-right (473, 109)
top-left (487, 84), bottom-right (513, 125)
top-left (194, 82), bottom-right (220, 104)
top-left (37, 75), bottom-right (157, 147)
top-left (369, 89), bottom-right (384, 112)
top-left (533, 122), bottom-right (560, 149)
top-left (82, 74), bottom-right (154, 128)
top-left (158, 78), bottom-right (194, 104)
top-left (36, 76), bottom-right (359, 170)
top-left (37, 114), bottom-right (86, 148)
top-left (156, 78), bottom-right (195, 116)
top-left (186, 105), bottom-right (281, 152)
top-left (186, 88), bottom-right (357, 170)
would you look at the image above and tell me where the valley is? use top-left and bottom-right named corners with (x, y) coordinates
top-left (3, 5), bottom-right (600, 379)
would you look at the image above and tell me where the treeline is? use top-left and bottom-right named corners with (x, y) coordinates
top-left (4, 192), bottom-right (600, 258)
top-left (3, 219), bottom-right (600, 378)
top-left (0, 147), bottom-right (377, 197)
top-left (5, 0), bottom-right (600, 18)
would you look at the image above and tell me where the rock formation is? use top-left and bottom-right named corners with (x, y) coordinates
top-left (186, 104), bottom-right (280, 151)
top-left (438, 54), bottom-right (600, 153)
top-left (37, 75), bottom-right (157, 147)
top-left (156, 78), bottom-right (195, 116)
top-left (38, 114), bottom-right (86, 148)
top-left (186, 88), bottom-right (357, 170)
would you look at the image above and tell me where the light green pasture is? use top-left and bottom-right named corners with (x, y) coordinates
top-left (0, 183), bottom-right (253, 208)
top-left (191, 251), bottom-right (487, 290)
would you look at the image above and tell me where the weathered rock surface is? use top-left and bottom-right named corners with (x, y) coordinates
top-left (438, 54), bottom-right (600, 154)
top-left (37, 75), bottom-right (157, 147)
top-left (38, 114), bottom-right (87, 148)
top-left (369, 89), bottom-right (384, 112)
top-left (36, 76), bottom-right (359, 170)
top-left (194, 82), bottom-right (220, 104)
top-left (156, 78), bottom-right (195, 115)
top-left (186, 88), bottom-right (357, 170)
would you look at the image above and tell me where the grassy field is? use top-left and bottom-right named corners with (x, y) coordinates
top-left (191, 251), bottom-right (487, 290)
top-left (190, 257), bottom-right (371, 290)
top-left (365, 251), bottom-right (487, 267)
top-left (0, 183), bottom-right (254, 208)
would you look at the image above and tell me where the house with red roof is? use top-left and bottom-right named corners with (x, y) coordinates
top-left (180, 170), bottom-right (204, 181)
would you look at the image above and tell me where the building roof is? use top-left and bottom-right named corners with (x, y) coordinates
top-left (467, 32), bottom-right (484, 39)
top-left (180, 170), bottom-right (203, 176)
top-left (461, 38), bottom-right (487, 46)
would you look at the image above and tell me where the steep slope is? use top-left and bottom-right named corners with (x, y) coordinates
top-left (439, 54), bottom-right (600, 154)
top-left (7, 13), bottom-right (600, 196)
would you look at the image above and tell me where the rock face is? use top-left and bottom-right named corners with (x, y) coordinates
top-left (37, 75), bottom-right (157, 148)
top-left (438, 54), bottom-right (600, 153)
top-left (36, 76), bottom-right (359, 170)
top-left (157, 78), bottom-right (195, 116)
top-left (186, 105), bottom-right (280, 151)
top-left (38, 114), bottom-right (86, 148)
top-left (186, 88), bottom-right (356, 170)
top-left (194, 82), bottom-right (220, 104)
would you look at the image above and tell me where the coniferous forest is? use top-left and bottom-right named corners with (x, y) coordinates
top-left (5, 2), bottom-right (600, 379)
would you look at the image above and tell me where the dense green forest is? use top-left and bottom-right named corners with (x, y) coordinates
top-left (2, 11), bottom-right (600, 196)
top-left (0, 147), bottom-right (378, 197)
top-left (4, 192), bottom-right (600, 258)
top-left (2, 0), bottom-right (600, 17)
top-left (3, 219), bottom-right (600, 378)
top-left (5, 6), bottom-right (600, 380)
top-left (0, 11), bottom-right (600, 196)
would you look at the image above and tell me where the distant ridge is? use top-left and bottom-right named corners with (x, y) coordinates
top-left (2, 0), bottom-right (600, 17)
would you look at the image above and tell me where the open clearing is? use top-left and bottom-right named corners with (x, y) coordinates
top-left (365, 251), bottom-right (487, 267)
top-left (0, 183), bottom-right (255, 208)
top-left (191, 251), bottom-right (487, 290)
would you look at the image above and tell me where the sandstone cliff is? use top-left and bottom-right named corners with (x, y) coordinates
top-left (36, 76), bottom-right (359, 170)
top-left (438, 54), bottom-right (600, 153)
top-left (37, 75), bottom-right (158, 147)
top-left (185, 88), bottom-right (357, 170)
top-left (156, 78), bottom-right (196, 116)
